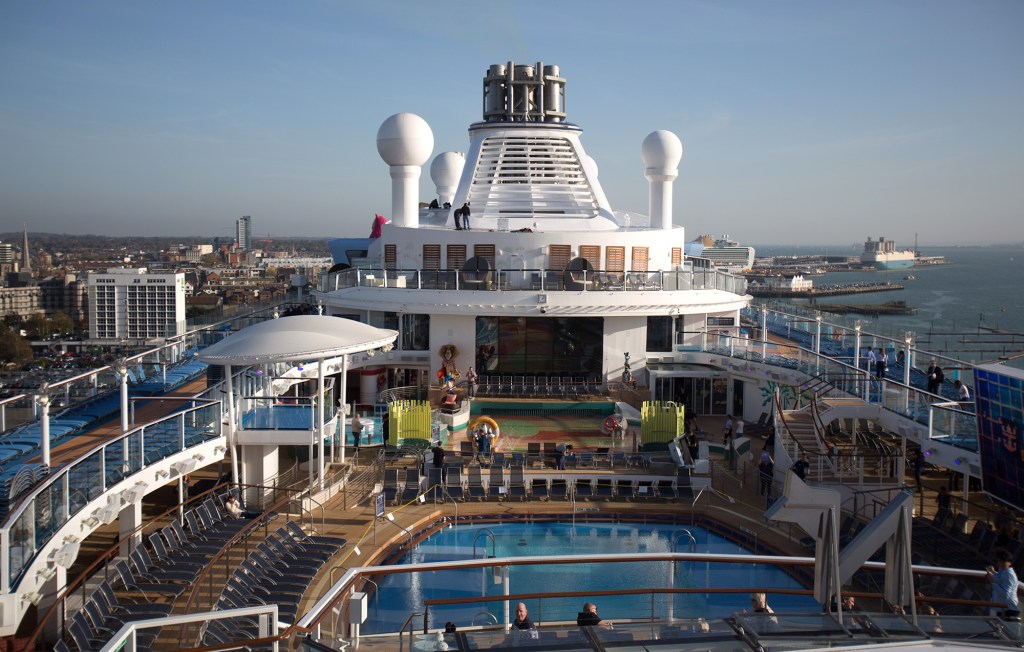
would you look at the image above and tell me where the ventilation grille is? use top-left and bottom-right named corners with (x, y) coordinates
top-left (468, 135), bottom-right (599, 219)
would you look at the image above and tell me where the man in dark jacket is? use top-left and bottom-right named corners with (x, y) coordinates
top-left (460, 202), bottom-right (471, 229)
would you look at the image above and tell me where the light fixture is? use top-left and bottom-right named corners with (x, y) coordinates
top-left (81, 516), bottom-right (99, 528)
top-left (381, 343), bottom-right (394, 353)
top-left (22, 591), bottom-right (42, 606)
top-left (353, 546), bottom-right (362, 556)
top-left (122, 481), bottom-right (148, 504)
top-left (171, 458), bottom-right (198, 476)
top-left (854, 320), bottom-right (862, 333)
top-left (192, 453), bottom-right (206, 463)
top-left (53, 540), bottom-right (81, 568)
top-left (213, 446), bottom-right (227, 455)
top-left (155, 470), bottom-right (169, 481)
top-left (96, 500), bottom-right (122, 525)
top-left (955, 457), bottom-right (968, 466)
top-left (36, 567), bottom-right (57, 581)
top-left (925, 448), bottom-right (937, 457)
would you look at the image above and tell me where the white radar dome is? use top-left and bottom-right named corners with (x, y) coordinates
top-left (377, 113), bottom-right (434, 166)
top-left (641, 130), bottom-right (683, 171)
top-left (430, 151), bottom-right (466, 189)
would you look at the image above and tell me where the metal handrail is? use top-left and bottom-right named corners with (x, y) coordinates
top-left (473, 529), bottom-right (496, 559)
top-left (397, 611), bottom-right (425, 652)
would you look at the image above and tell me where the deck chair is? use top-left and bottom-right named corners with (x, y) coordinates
top-left (564, 454), bottom-right (579, 470)
top-left (467, 465), bottom-right (486, 500)
top-left (527, 442), bottom-right (543, 468)
top-left (163, 523), bottom-right (221, 556)
top-left (511, 452), bottom-right (526, 467)
top-left (445, 467), bottom-right (465, 501)
top-left (383, 468), bottom-right (400, 504)
top-left (655, 480), bottom-right (676, 500)
top-left (487, 464), bottom-right (506, 500)
top-left (635, 481), bottom-right (654, 500)
top-left (595, 448), bottom-right (611, 467)
top-left (112, 560), bottom-right (185, 599)
top-left (460, 440), bottom-right (476, 460)
top-left (578, 452), bottom-right (595, 468)
top-left (675, 468), bottom-right (694, 501)
top-left (615, 479), bottom-right (634, 500)
top-left (544, 442), bottom-right (558, 467)
top-left (508, 466), bottom-right (528, 500)
top-left (594, 478), bottom-right (614, 499)
top-left (574, 479), bottom-right (593, 500)
top-left (425, 467), bottom-right (444, 502)
top-left (96, 580), bottom-right (172, 618)
top-left (550, 478), bottom-right (569, 500)
top-left (400, 468), bottom-right (421, 503)
top-left (491, 452), bottom-right (506, 468)
top-left (531, 478), bottom-right (549, 500)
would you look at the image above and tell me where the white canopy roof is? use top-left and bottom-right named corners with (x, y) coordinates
top-left (197, 315), bottom-right (397, 366)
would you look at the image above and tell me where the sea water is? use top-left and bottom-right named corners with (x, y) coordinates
top-left (755, 245), bottom-right (1024, 368)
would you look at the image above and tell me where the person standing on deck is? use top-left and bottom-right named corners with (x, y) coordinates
top-left (987, 550), bottom-right (1020, 619)
top-left (351, 413), bottom-right (363, 454)
top-left (927, 360), bottom-right (944, 395)
top-left (466, 366), bottom-right (478, 399)
top-left (723, 415), bottom-right (734, 446)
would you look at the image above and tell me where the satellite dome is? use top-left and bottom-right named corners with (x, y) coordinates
top-left (641, 130), bottom-right (683, 172)
top-left (430, 151), bottom-right (466, 189)
top-left (377, 113), bottom-right (434, 166)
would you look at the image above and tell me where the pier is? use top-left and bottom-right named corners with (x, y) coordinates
top-left (817, 300), bottom-right (917, 316)
top-left (747, 282), bottom-right (904, 298)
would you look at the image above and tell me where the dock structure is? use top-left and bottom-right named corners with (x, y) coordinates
top-left (747, 282), bottom-right (904, 298)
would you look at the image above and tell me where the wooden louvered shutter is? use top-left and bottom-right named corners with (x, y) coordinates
top-left (447, 244), bottom-right (467, 270)
top-left (474, 244), bottom-right (496, 269)
top-left (632, 246), bottom-right (649, 272)
top-left (423, 245), bottom-right (441, 270)
top-left (579, 245), bottom-right (601, 270)
top-left (671, 247), bottom-right (682, 267)
top-left (384, 244), bottom-right (397, 270)
top-left (548, 244), bottom-right (572, 271)
top-left (606, 246), bottom-right (625, 272)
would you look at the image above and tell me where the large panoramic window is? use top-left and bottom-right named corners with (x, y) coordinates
top-left (475, 317), bottom-right (603, 377)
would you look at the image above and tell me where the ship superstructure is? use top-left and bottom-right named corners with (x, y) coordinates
top-left (318, 61), bottom-right (750, 392)
top-left (861, 236), bottom-right (915, 270)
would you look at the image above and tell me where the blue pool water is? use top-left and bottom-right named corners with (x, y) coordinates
top-left (363, 521), bottom-right (818, 633)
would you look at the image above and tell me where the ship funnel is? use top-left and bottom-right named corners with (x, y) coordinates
top-left (377, 113), bottom-right (434, 228)
top-left (482, 61), bottom-right (566, 123)
top-left (641, 130), bottom-right (683, 230)
top-left (430, 152), bottom-right (466, 206)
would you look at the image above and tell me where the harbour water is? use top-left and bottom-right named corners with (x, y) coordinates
top-left (753, 245), bottom-right (1024, 368)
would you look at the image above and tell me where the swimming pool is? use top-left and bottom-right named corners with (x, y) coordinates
top-left (362, 521), bottom-right (818, 634)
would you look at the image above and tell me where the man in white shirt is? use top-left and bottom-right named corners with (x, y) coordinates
top-left (955, 380), bottom-right (971, 402)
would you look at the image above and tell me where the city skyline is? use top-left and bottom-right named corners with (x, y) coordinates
top-left (1, 1), bottom-right (1022, 246)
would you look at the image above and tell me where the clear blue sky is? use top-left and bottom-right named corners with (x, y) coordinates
top-left (2, 0), bottom-right (1021, 246)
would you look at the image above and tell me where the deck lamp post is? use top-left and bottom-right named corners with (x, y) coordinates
top-left (36, 385), bottom-right (51, 467)
top-left (760, 306), bottom-right (768, 361)
top-left (814, 314), bottom-right (823, 376)
top-left (853, 321), bottom-right (863, 397)
top-left (116, 358), bottom-right (130, 433)
top-left (903, 332), bottom-right (913, 412)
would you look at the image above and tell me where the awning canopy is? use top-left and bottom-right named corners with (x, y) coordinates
top-left (197, 315), bottom-right (397, 366)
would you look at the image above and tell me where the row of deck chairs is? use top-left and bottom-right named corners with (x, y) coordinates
top-left (384, 466), bottom-right (694, 504)
top-left (455, 443), bottom-right (645, 470)
top-left (912, 507), bottom-right (1007, 570)
top-left (207, 523), bottom-right (346, 643)
top-left (477, 375), bottom-right (604, 399)
top-left (60, 496), bottom-right (255, 650)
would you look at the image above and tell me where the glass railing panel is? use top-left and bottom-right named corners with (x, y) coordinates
top-left (104, 442), bottom-right (132, 486)
top-left (68, 449), bottom-right (103, 514)
top-left (33, 482), bottom-right (65, 553)
top-left (7, 508), bottom-right (34, 588)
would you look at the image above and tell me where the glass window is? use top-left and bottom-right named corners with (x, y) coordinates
top-left (647, 316), bottom-right (673, 352)
top-left (401, 314), bottom-right (430, 351)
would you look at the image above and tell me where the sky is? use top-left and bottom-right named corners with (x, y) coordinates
top-left (1, 1), bottom-right (1022, 247)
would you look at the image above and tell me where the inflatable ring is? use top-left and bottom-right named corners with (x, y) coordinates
top-left (469, 416), bottom-right (501, 441)
top-left (604, 415), bottom-right (619, 431)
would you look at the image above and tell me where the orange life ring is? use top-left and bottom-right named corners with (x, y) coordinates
top-left (469, 416), bottom-right (501, 440)
top-left (604, 415), bottom-right (619, 431)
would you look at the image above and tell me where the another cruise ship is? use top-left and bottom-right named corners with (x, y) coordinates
top-left (860, 236), bottom-right (915, 270)
top-left (686, 234), bottom-right (756, 272)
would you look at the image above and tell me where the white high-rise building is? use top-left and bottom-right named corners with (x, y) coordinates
top-left (236, 215), bottom-right (252, 251)
top-left (87, 268), bottom-right (186, 341)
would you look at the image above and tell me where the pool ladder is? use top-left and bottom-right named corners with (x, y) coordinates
top-left (473, 528), bottom-right (496, 558)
